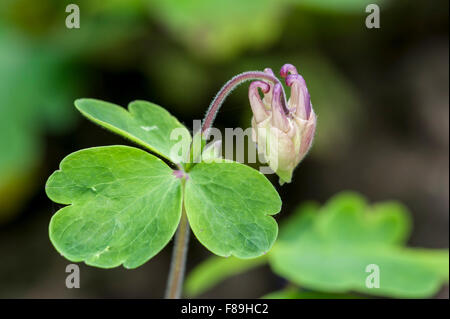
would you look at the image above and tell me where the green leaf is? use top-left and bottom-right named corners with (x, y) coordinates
top-left (316, 193), bottom-right (412, 246)
top-left (184, 161), bottom-right (281, 258)
top-left (278, 201), bottom-right (319, 242)
top-left (269, 192), bottom-right (449, 298)
top-left (407, 249), bottom-right (449, 281)
top-left (46, 145), bottom-right (182, 269)
top-left (75, 99), bottom-right (191, 164)
top-left (185, 255), bottom-right (268, 297)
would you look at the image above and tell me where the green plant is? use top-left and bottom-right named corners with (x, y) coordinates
top-left (0, 28), bottom-right (77, 220)
top-left (185, 192), bottom-right (449, 298)
top-left (45, 64), bottom-right (315, 298)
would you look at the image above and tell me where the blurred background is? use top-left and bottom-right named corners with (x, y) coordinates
top-left (0, 0), bottom-right (448, 298)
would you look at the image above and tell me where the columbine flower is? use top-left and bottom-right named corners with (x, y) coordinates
top-left (249, 64), bottom-right (316, 184)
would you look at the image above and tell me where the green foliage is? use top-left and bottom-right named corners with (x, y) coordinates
top-left (185, 192), bottom-right (449, 298)
top-left (46, 99), bottom-right (282, 268)
top-left (0, 28), bottom-right (77, 219)
top-left (185, 161), bottom-right (281, 258)
top-left (270, 192), bottom-right (448, 298)
top-left (149, 0), bottom-right (387, 60)
top-left (75, 99), bottom-right (191, 164)
top-left (150, 0), bottom-right (283, 60)
top-left (46, 146), bottom-right (182, 269)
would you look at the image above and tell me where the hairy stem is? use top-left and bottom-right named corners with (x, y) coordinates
top-left (165, 204), bottom-right (190, 299)
top-left (201, 71), bottom-right (288, 133)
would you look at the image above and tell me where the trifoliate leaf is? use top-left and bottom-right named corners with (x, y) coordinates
top-left (184, 161), bottom-right (281, 258)
top-left (75, 99), bottom-right (191, 164)
top-left (46, 145), bottom-right (183, 269)
top-left (270, 192), bottom-right (449, 298)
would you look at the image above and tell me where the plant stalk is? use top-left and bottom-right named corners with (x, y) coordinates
top-left (201, 71), bottom-right (288, 133)
top-left (165, 204), bottom-right (190, 299)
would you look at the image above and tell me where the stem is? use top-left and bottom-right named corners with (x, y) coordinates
top-left (201, 71), bottom-right (288, 133)
top-left (165, 71), bottom-right (285, 297)
top-left (165, 204), bottom-right (190, 299)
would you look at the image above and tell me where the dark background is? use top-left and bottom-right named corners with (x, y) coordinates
top-left (0, 0), bottom-right (448, 298)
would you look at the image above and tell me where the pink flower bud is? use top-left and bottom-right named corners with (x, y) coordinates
top-left (249, 63), bottom-right (316, 184)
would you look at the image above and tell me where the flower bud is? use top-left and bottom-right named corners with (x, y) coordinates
top-left (249, 64), bottom-right (316, 184)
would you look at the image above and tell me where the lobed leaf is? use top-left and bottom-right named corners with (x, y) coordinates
top-left (46, 145), bottom-right (183, 269)
top-left (75, 99), bottom-right (191, 164)
top-left (184, 161), bottom-right (281, 258)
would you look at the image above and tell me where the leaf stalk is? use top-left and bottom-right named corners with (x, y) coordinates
top-left (165, 201), bottom-right (190, 299)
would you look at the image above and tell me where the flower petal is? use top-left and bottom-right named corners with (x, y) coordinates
top-left (271, 83), bottom-right (290, 132)
top-left (249, 81), bottom-right (270, 123)
top-left (286, 74), bottom-right (311, 120)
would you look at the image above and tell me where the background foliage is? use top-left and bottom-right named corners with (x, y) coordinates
top-left (185, 192), bottom-right (448, 298)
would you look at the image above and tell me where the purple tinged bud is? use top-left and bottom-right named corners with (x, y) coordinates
top-left (249, 63), bottom-right (316, 184)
